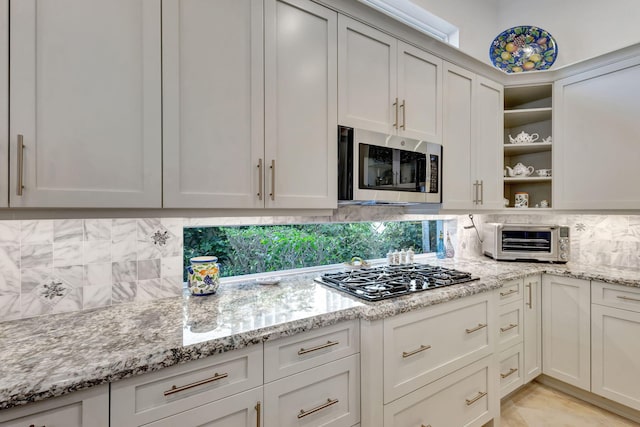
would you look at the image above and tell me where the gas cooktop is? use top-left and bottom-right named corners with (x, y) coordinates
top-left (315, 263), bottom-right (479, 301)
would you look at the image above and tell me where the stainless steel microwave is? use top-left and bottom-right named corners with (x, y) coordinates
top-left (483, 223), bottom-right (570, 263)
top-left (338, 126), bottom-right (442, 204)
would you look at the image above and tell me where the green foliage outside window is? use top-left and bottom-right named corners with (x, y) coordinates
top-left (183, 221), bottom-right (436, 280)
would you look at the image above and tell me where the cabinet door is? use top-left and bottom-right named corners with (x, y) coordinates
top-left (142, 387), bottom-right (263, 427)
top-left (338, 15), bottom-right (397, 134)
top-left (0, 0), bottom-right (6, 207)
top-left (397, 42), bottom-right (442, 143)
top-left (9, 0), bottom-right (161, 207)
top-left (264, 0), bottom-right (337, 209)
top-left (474, 76), bottom-right (503, 209)
top-left (163, 0), bottom-right (264, 208)
top-left (554, 56), bottom-right (640, 209)
top-left (592, 304), bottom-right (640, 410)
top-left (523, 275), bottom-right (542, 383)
top-left (441, 62), bottom-right (474, 209)
top-left (542, 275), bottom-right (591, 391)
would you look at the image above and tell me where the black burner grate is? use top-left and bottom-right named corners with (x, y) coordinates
top-left (315, 264), bottom-right (478, 301)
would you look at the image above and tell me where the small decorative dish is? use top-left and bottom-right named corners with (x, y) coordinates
top-left (490, 26), bottom-right (558, 73)
top-left (344, 256), bottom-right (370, 270)
top-left (255, 276), bottom-right (282, 285)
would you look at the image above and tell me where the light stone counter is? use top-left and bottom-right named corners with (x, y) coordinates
top-left (1, 258), bottom-right (639, 410)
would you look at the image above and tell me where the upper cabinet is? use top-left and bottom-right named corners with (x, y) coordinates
top-left (554, 55), bottom-right (640, 210)
top-left (338, 16), bottom-right (442, 142)
top-left (9, 0), bottom-right (162, 208)
top-left (164, 0), bottom-right (337, 209)
top-left (441, 62), bottom-right (503, 210)
top-left (503, 84), bottom-right (553, 209)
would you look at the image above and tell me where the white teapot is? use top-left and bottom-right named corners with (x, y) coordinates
top-left (505, 162), bottom-right (535, 177)
top-left (508, 131), bottom-right (539, 144)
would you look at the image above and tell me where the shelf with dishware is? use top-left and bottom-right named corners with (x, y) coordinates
top-left (503, 83), bottom-right (553, 209)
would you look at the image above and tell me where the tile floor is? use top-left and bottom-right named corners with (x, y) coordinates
top-left (500, 381), bottom-right (640, 426)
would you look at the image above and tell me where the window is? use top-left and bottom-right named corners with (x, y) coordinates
top-left (358, 0), bottom-right (459, 47)
top-left (183, 220), bottom-right (443, 280)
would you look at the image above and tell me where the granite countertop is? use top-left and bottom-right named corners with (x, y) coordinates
top-left (1, 257), bottom-right (640, 410)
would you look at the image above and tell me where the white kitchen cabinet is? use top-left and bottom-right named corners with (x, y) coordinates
top-left (162, 0), bottom-right (264, 208)
top-left (591, 282), bottom-right (640, 411)
top-left (264, 0), bottom-right (337, 209)
top-left (0, 0), bottom-right (7, 208)
top-left (542, 274), bottom-right (591, 391)
top-left (503, 84), bottom-right (553, 209)
top-left (110, 345), bottom-right (263, 427)
top-left (383, 355), bottom-right (496, 427)
top-left (499, 343), bottom-right (524, 398)
top-left (523, 275), bottom-right (542, 383)
top-left (264, 354), bottom-right (360, 427)
top-left (164, 0), bottom-right (337, 209)
top-left (0, 384), bottom-right (108, 426)
top-left (338, 16), bottom-right (442, 142)
top-left (498, 300), bottom-right (523, 353)
top-left (141, 387), bottom-right (263, 427)
top-left (554, 55), bottom-right (640, 209)
top-left (441, 62), bottom-right (503, 209)
top-left (9, 0), bottom-right (161, 208)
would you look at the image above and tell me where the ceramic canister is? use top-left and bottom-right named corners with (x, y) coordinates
top-left (188, 256), bottom-right (220, 296)
top-left (514, 192), bottom-right (529, 208)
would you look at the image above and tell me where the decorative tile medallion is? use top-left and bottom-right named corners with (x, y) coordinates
top-left (151, 230), bottom-right (170, 247)
top-left (36, 278), bottom-right (71, 305)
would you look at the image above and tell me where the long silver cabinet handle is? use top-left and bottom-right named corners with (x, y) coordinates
top-left (163, 372), bottom-right (228, 396)
top-left (500, 288), bottom-right (518, 297)
top-left (501, 367), bottom-right (518, 379)
top-left (269, 160), bottom-right (275, 201)
top-left (298, 340), bottom-right (339, 355)
top-left (402, 344), bottom-right (431, 358)
top-left (16, 134), bottom-right (24, 196)
top-left (617, 295), bottom-right (640, 302)
top-left (255, 401), bottom-right (261, 427)
top-left (400, 99), bottom-right (406, 130)
top-left (472, 181), bottom-right (478, 204)
top-left (465, 391), bottom-right (487, 406)
top-left (298, 398), bottom-right (339, 419)
top-left (393, 98), bottom-right (398, 129)
top-left (465, 323), bottom-right (487, 334)
top-left (500, 323), bottom-right (518, 333)
top-left (257, 159), bottom-right (263, 200)
top-left (479, 180), bottom-right (484, 205)
top-left (527, 283), bottom-right (533, 309)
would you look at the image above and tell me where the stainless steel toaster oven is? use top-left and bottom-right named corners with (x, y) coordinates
top-left (482, 223), bottom-right (570, 263)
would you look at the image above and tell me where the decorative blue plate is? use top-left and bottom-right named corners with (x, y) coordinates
top-left (490, 26), bottom-right (558, 73)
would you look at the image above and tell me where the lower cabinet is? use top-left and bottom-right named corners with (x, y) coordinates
top-left (384, 356), bottom-right (496, 427)
top-left (498, 343), bottom-right (524, 398)
top-left (591, 281), bottom-right (640, 411)
top-left (264, 354), bottom-right (360, 427)
top-left (0, 384), bottom-right (108, 427)
top-left (142, 387), bottom-right (263, 427)
top-left (542, 274), bottom-right (591, 391)
top-left (523, 275), bottom-right (542, 383)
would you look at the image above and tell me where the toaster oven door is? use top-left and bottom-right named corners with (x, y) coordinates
top-left (499, 228), bottom-right (557, 259)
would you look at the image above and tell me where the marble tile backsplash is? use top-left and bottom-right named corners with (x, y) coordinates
top-left (0, 219), bottom-right (184, 322)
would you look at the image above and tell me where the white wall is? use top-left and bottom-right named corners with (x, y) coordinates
top-left (410, 0), bottom-right (500, 66)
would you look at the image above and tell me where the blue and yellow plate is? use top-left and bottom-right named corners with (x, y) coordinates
top-left (490, 26), bottom-right (558, 73)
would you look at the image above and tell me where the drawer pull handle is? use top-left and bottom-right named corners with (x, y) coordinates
top-left (465, 323), bottom-right (487, 334)
top-left (421, 425), bottom-right (432, 427)
top-left (298, 398), bottom-right (339, 419)
top-left (501, 367), bottom-right (518, 379)
top-left (617, 295), bottom-right (640, 302)
top-left (257, 159), bottom-right (263, 200)
top-left (255, 401), bottom-right (261, 427)
top-left (163, 372), bottom-right (228, 396)
top-left (500, 288), bottom-right (518, 297)
top-left (500, 323), bottom-right (518, 333)
top-left (298, 340), bottom-right (339, 355)
top-left (465, 391), bottom-right (487, 406)
top-left (16, 134), bottom-right (25, 196)
top-left (402, 344), bottom-right (432, 358)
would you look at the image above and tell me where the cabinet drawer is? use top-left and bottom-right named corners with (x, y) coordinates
top-left (384, 355), bottom-right (495, 427)
top-left (383, 292), bottom-right (493, 403)
top-left (264, 354), bottom-right (360, 427)
top-left (498, 279), bottom-right (523, 305)
top-left (499, 343), bottom-right (524, 398)
top-left (0, 384), bottom-right (108, 427)
top-left (141, 387), bottom-right (262, 427)
top-left (592, 281), bottom-right (640, 312)
top-left (264, 320), bottom-right (359, 382)
top-left (498, 300), bottom-right (523, 352)
top-left (111, 345), bottom-right (263, 427)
